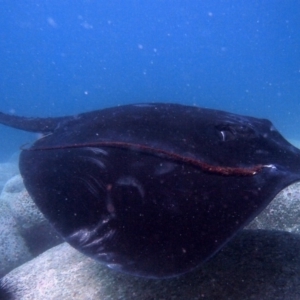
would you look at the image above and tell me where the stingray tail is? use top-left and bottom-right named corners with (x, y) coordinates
top-left (0, 111), bottom-right (72, 134)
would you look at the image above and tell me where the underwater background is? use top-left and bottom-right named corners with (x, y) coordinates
top-left (0, 0), bottom-right (299, 162)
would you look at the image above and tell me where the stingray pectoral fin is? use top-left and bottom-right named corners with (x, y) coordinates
top-left (0, 111), bottom-right (73, 133)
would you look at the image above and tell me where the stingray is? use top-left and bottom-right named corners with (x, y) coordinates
top-left (0, 103), bottom-right (300, 278)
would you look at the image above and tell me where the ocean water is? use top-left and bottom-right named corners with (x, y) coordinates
top-left (0, 2), bottom-right (300, 298)
top-left (0, 0), bottom-right (299, 159)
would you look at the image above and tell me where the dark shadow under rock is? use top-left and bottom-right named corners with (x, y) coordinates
top-left (21, 221), bottom-right (62, 257)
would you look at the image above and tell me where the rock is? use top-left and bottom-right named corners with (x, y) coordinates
top-left (0, 200), bottom-right (32, 277)
top-left (0, 175), bottom-right (62, 268)
top-left (1, 175), bottom-right (45, 231)
top-left (2, 230), bottom-right (300, 300)
top-left (247, 181), bottom-right (300, 233)
top-left (0, 163), bottom-right (18, 193)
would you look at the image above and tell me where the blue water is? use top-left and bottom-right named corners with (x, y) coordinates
top-left (0, 0), bottom-right (299, 161)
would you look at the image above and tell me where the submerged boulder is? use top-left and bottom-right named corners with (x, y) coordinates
top-left (0, 200), bottom-right (32, 277)
top-left (1, 175), bottom-right (62, 256)
top-left (247, 181), bottom-right (300, 233)
top-left (0, 175), bottom-right (62, 277)
top-left (0, 162), bottom-right (18, 193)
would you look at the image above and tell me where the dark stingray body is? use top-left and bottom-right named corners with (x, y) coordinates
top-left (1, 103), bottom-right (300, 278)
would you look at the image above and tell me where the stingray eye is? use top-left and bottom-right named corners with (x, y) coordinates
top-left (219, 130), bottom-right (226, 141)
top-left (216, 123), bottom-right (256, 141)
top-left (215, 124), bottom-right (236, 141)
